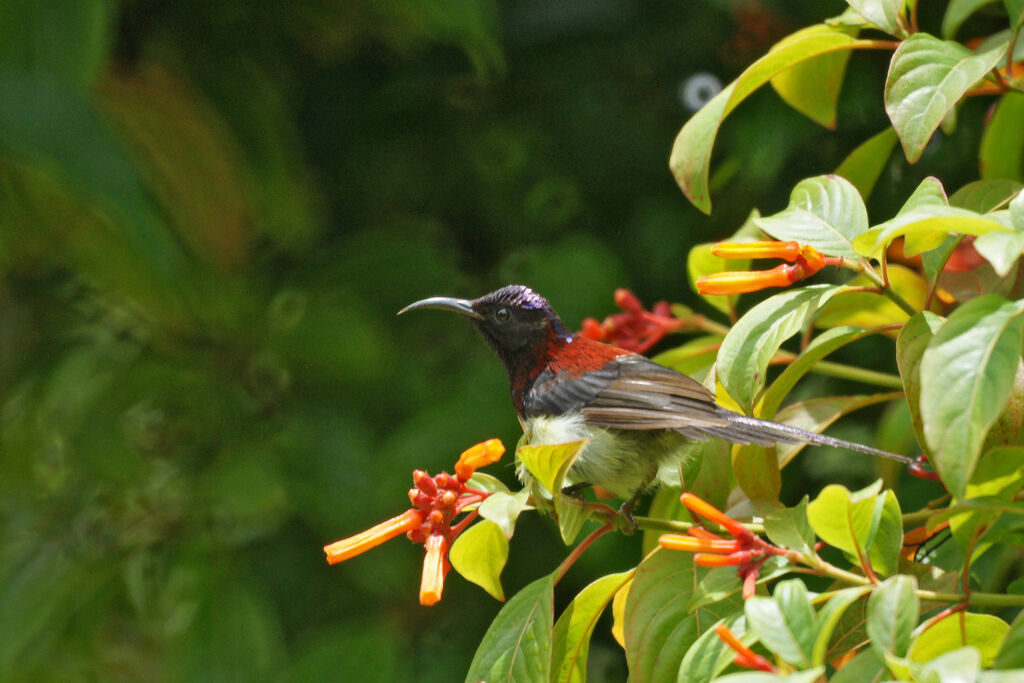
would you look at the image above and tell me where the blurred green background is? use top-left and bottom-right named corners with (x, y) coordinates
top-left (0, 0), bottom-right (995, 680)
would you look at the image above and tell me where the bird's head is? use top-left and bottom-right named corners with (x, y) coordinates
top-left (399, 285), bottom-right (572, 373)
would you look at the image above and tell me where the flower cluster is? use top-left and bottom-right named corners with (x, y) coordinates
top-left (696, 241), bottom-right (839, 295)
top-left (659, 493), bottom-right (785, 599)
top-left (579, 288), bottom-right (685, 352)
top-left (324, 439), bottom-right (505, 605)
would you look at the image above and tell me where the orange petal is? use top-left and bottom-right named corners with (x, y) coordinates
top-left (419, 534), bottom-right (448, 606)
top-left (695, 265), bottom-right (797, 295)
top-left (680, 493), bottom-right (749, 539)
top-left (715, 624), bottom-right (776, 672)
top-left (798, 244), bottom-right (826, 272)
top-left (711, 241), bottom-right (801, 262)
top-left (455, 438), bottom-right (506, 481)
top-left (324, 509), bottom-right (424, 565)
top-left (659, 534), bottom-right (742, 553)
top-left (695, 552), bottom-right (745, 567)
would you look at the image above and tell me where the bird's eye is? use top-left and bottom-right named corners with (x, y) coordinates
top-left (495, 307), bottom-right (511, 322)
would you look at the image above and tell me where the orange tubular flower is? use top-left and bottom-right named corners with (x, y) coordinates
top-left (659, 534), bottom-right (742, 553)
top-left (696, 241), bottom-right (838, 295)
top-left (324, 509), bottom-right (425, 565)
top-left (662, 493), bottom-right (792, 599)
top-left (419, 535), bottom-right (449, 606)
top-left (715, 624), bottom-right (777, 673)
top-left (454, 438), bottom-right (505, 481)
top-left (323, 439), bottom-right (505, 605)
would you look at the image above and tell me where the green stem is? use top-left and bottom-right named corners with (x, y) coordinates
top-left (922, 590), bottom-right (1024, 608)
top-left (809, 359), bottom-right (904, 389)
top-left (807, 555), bottom-right (1024, 607)
top-left (901, 494), bottom-right (951, 527)
top-left (857, 268), bottom-right (920, 317)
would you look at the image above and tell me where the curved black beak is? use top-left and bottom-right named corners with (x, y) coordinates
top-left (397, 296), bottom-right (483, 320)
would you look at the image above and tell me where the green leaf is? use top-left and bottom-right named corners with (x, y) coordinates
top-left (866, 575), bottom-right (919, 659)
top-left (908, 613), bottom-right (1009, 666)
top-left (807, 481), bottom-right (884, 570)
top-left (745, 579), bottom-right (817, 667)
top-left (688, 242), bottom-right (747, 317)
top-left (753, 175), bottom-right (869, 259)
top-left (770, 25), bottom-right (859, 128)
top-left (846, 0), bottom-right (906, 36)
top-left (764, 497), bottom-right (816, 557)
top-left (517, 439), bottom-right (592, 542)
top-left (677, 614), bottom-right (749, 683)
top-left (652, 335), bottom-right (724, 376)
top-left (885, 33), bottom-right (1007, 163)
top-left (978, 94), bottom-right (1024, 184)
top-left (689, 557), bottom-right (791, 611)
top-left (942, 0), bottom-right (1001, 38)
top-left (551, 571), bottom-right (632, 683)
top-left (624, 549), bottom-right (743, 682)
top-left (1008, 0), bottom-right (1024, 30)
top-left (731, 443), bottom-right (781, 503)
top-left (869, 489), bottom-right (904, 578)
top-left (516, 440), bottom-right (588, 499)
top-left (479, 490), bottom-right (530, 539)
top-left (467, 472), bottom-right (512, 495)
top-left (805, 482), bottom-right (901, 578)
top-left (897, 311), bottom-right (944, 456)
top-left (642, 486), bottom-right (686, 556)
top-left (0, 1), bottom-right (112, 89)
top-left (812, 586), bottom-right (873, 666)
top-left (835, 128), bottom-right (899, 200)
top-left (449, 520), bottom-right (508, 601)
top-left (918, 647), bottom-right (982, 681)
top-left (950, 180), bottom-right (1024, 213)
top-left (994, 609), bottom-right (1024, 669)
top-left (773, 393), bottom-right (902, 468)
top-left (760, 327), bottom-right (879, 419)
top-left (815, 265), bottom-right (928, 329)
top-left (0, 70), bottom-right (190, 292)
top-left (717, 284), bottom-right (842, 413)
top-left (948, 447), bottom-right (1024, 558)
top-left (974, 211), bottom-right (1023, 276)
top-left (670, 25), bottom-right (875, 213)
top-left (920, 295), bottom-right (1024, 497)
top-left (901, 176), bottom-right (950, 212)
top-left (465, 574), bottom-right (554, 683)
top-left (853, 205), bottom-right (1011, 261)
top-left (714, 670), bottom-right (825, 683)
top-left (830, 648), bottom-right (886, 683)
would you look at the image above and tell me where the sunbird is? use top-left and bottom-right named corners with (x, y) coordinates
top-left (400, 285), bottom-right (911, 512)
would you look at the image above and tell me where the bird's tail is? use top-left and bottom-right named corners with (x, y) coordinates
top-left (715, 410), bottom-right (915, 465)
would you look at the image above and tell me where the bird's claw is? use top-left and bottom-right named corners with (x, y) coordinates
top-left (561, 482), bottom-right (591, 509)
top-left (617, 500), bottom-right (639, 534)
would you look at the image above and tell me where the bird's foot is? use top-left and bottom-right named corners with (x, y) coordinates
top-left (561, 482), bottom-right (592, 509)
top-left (617, 496), bottom-right (640, 535)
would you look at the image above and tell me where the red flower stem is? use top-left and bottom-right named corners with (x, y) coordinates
top-left (458, 486), bottom-right (492, 498)
top-left (450, 508), bottom-right (481, 536)
top-left (553, 523), bottom-right (613, 585)
top-left (454, 494), bottom-right (486, 514)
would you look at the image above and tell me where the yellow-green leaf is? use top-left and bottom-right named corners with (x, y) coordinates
top-left (449, 520), bottom-right (508, 601)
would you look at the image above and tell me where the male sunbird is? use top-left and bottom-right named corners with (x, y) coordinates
top-left (400, 285), bottom-right (911, 510)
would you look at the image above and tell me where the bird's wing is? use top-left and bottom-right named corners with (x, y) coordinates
top-left (578, 355), bottom-right (779, 445)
